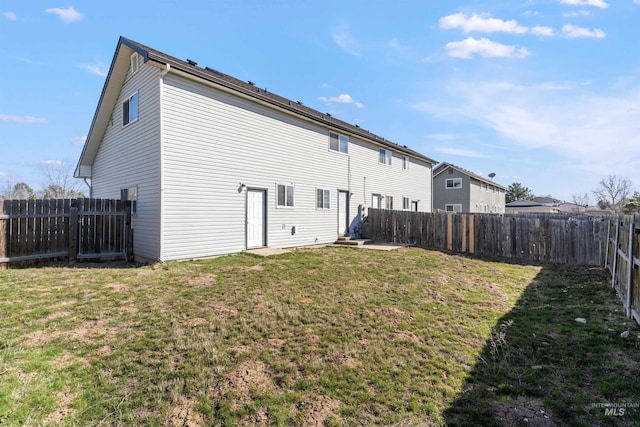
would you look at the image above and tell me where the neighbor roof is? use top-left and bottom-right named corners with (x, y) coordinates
top-left (76, 37), bottom-right (436, 177)
top-left (432, 162), bottom-right (506, 190)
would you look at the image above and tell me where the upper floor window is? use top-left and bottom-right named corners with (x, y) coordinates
top-left (402, 156), bottom-right (409, 170)
top-left (329, 132), bottom-right (348, 154)
top-left (445, 178), bottom-right (462, 189)
top-left (379, 149), bottom-right (392, 165)
top-left (316, 189), bottom-right (330, 209)
top-left (123, 92), bottom-right (139, 126)
top-left (277, 184), bottom-right (294, 208)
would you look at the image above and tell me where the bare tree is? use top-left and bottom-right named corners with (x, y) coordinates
top-left (39, 161), bottom-right (85, 199)
top-left (571, 193), bottom-right (590, 207)
top-left (592, 175), bottom-right (633, 213)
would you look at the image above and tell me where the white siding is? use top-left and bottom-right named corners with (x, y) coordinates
top-left (160, 73), bottom-right (431, 261)
top-left (91, 62), bottom-right (162, 261)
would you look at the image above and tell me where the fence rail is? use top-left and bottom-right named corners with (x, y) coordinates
top-left (1, 198), bottom-right (132, 267)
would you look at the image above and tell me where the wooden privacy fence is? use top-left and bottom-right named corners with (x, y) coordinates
top-left (605, 214), bottom-right (640, 325)
top-left (0, 198), bottom-right (132, 267)
top-left (363, 209), bottom-right (609, 266)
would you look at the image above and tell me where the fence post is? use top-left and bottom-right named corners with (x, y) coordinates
top-left (626, 222), bottom-right (634, 318)
top-left (604, 220), bottom-right (611, 269)
top-left (0, 213), bottom-right (7, 269)
top-left (611, 220), bottom-right (620, 289)
top-left (68, 201), bottom-right (78, 262)
top-left (125, 203), bottom-right (134, 262)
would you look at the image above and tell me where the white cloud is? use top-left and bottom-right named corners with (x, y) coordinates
top-left (44, 6), bottom-right (83, 24)
top-left (522, 10), bottom-right (541, 17)
top-left (0, 114), bottom-right (48, 124)
top-left (440, 13), bottom-right (528, 34)
top-left (72, 136), bottom-right (86, 146)
top-left (562, 24), bottom-right (606, 38)
top-left (414, 77), bottom-right (640, 184)
top-left (560, 0), bottom-right (609, 8)
top-left (425, 133), bottom-right (458, 142)
top-left (445, 37), bottom-right (531, 59)
top-left (319, 93), bottom-right (364, 108)
top-left (78, 63), bottom-right (108, 77)
top-left (530, 25), bottom-right (554, 36)
top-left (3, 11), bottom-right (17, 21)
top-left (331, 22), bottom-right (360, 56)
top-left (563, 10), bottom-right (591, 17)
top-left (41, 160), bottom-right (65, 168)
top-left (435, 146), bottom-right (490, 158)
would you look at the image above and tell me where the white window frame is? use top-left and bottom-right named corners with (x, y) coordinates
top-left (402, 156), bottom-right (409, 170)
top-left (403, 197), bottom-right (410, 210)
top-left (276, 183), bottom-right (294, 208)
top-left (379, 148), bottom-right (392, 166)
top-left (445, 204), bottom-right (462, 213)
top-left (123, 91), bottom-right (139, 127)
top-left (316, 188), bottom-right (330, 210)
top-left (372, 193), bottom-right (382, 209)
top-left (329, 132), bottom-right (348, 154)
top-left (385, 195), bottom-right (394, 210)
top-left (445, 178), bottom-right (462, 189)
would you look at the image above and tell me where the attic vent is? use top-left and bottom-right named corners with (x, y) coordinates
top-left (448, 169), bottom-right (453, 174)
top-left (186, 59), bottom-right (197, 66)
top-left (130, 53), bottom-right (140, 74)
top-left (248, 81), bottom-right (255, 86)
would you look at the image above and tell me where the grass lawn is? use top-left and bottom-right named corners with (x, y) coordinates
top-left (0, 246), bottom-right (639, 426)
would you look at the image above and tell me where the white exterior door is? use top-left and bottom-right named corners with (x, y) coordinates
top-left (338, 190), bottom-right (349, 236)
top-left (247, 189), bottom-right (266, 248)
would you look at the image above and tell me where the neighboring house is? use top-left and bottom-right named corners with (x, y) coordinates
top-left (558, 202), bottom-right (587, 214)
top-left (74, 37), bottom-right (436, 262)
top-left (432, 162), bottom-right (506, 213)
top-left (532, 196), bottom-right (561, 207)
top-left (505, 200), bottom-right (560, 214)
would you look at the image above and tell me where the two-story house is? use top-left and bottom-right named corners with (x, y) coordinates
top-left (432, 162), bottom-right (506, 213)
top-left (74, 37), bottom-right (437, 262)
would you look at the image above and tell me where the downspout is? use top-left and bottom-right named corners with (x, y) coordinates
top-left (158, 62), bottom-right (170, 260)
top-left (83, 178), bottom-right (92, 198)
top-left (161, 63), bottom-right (171, 77)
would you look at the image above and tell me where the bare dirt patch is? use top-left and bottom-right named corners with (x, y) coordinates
top-left (210, 304), bottom-right (238, 318)
top-left (329, 353), bottom-right (360, 369)
top-left (43, 385), bottom-right (78, 425)
top-left (364, 307), bottom-right (411, 326)
top-left (185, 318), bottom-right (208, 327)
top-left (238, 407), bottom-right (270, 426)
top-left (50, 353), bottom-right (89, 369)
top-left (216, 360), bottom-right (275, 402)
top-left (40, 310), bottom-right (73, 323)
top-left (187, 273), bottom-right (217, 288)
top-left (390, 331), bottom-right (421, 344)
top-left (490, 396), bottom-right (556, 427)
top-left (300, 395), bottom-right (342, 426)
top-left (165, 396), bottom-right (204, 427)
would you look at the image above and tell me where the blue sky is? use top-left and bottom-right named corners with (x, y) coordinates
top-left (1, 0), bottom-right (639, 202)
